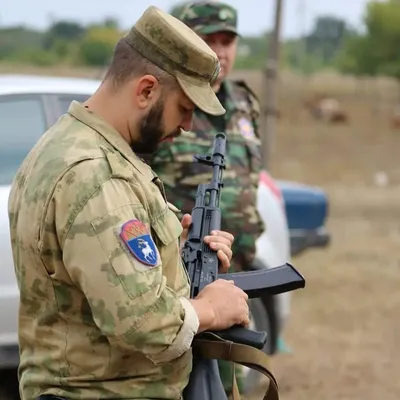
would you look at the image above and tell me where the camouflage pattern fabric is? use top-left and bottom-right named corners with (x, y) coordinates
top-left (148, 78), bottom-right (264, 273)
top-left (160, 1), bottom-right (263, 394)
top-left (8, 101), bottom-right (200, 399)
top-left (147, 78), bottom-right (263, 394)
top-left (174, 1), bottom-right (239, 36)
top-left (145, 45), bottom-right (263, 394)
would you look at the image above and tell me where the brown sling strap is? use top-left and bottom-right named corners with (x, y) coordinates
top-left (193, 332), bottom-right (279, 400)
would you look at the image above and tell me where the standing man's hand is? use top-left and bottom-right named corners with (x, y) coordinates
top-left (180, 213), bottom-right (234, 272)
top-left (179, 213), bottom-right (192, 249)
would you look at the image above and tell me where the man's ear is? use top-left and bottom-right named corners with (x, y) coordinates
top-left (135, 75), bottom-right (160, 110)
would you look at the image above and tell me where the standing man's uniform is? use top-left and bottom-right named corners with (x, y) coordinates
top-left (149, 13), bottom-right (264, 275)
top-left (146, 2), bottom-right (264, 394)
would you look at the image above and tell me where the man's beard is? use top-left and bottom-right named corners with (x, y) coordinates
top-left (131, 97), bottom-right (180, 155)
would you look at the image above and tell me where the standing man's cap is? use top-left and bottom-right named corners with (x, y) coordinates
top-left (124, 6), bottom-right (225, 116)
top-left (175, 1), bottom-right (239, 36)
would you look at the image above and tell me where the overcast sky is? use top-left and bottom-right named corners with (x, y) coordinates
top-left (2, 0), bottom-right (369, 38)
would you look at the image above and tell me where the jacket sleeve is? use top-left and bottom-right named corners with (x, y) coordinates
top-left (56, 173), bottom-right (199, 365)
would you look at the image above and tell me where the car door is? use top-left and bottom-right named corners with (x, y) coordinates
top-left (0, 94), bottom-right (49, 356)
top-left (57, 94), bottom-right (91, 115)
top-left (0, 94), bottom-right (49, 187)
top-left (45, 93), bottom-right (91, 124)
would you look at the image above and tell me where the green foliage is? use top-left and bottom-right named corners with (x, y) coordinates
top-left (0, 27), bottom-right (44, 60)
top-left (0, 19), bottom-right (122, 68)
top-left (7, 49), bottom-right (59, 66)
top-left (102, 18), bottom-right (120, 30)
top-left (336, 0), bottom-right (400, 79)
top-left (284, 16), bottom-right (355, 74)
top-left (306, 16), bottom-right (353, 62)
top-left (43, 21), bottom-right (85, 50)
top-left (235, 35), bottom-right (268, 70)
top-left (0, 1), bottom-right (399, 79)
top-left (78, 26), bottom-right (121, 66)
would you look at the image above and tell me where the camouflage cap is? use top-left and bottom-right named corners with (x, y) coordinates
top-left (124, 6), bottom-right (225, 116)
top-left (175, 1), bottom-right (239, 36)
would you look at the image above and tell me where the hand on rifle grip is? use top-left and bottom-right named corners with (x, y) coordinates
top-left (190, 279), bottom-right (249, 333)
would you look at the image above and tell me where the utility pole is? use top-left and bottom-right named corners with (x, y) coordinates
top-left (297, 0), bottom-right (307, 73)
top-left (261, 0), bottom-right (284, 171)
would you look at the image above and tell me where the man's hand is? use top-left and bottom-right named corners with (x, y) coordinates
top-left (180, 213), bottom-right (234, 273)
top-left (190, 279), bottom-right (250, 333)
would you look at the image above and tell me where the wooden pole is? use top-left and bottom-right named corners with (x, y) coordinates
top-left (261, 0), bottom-right (283, 171)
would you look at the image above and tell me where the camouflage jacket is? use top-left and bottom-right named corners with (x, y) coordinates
top-left (8, 101), bottom-right (199, 400)
top-left (148, 79), bottom-right (264, 271)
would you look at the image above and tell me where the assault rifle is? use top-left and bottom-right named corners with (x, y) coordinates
top-left (181, 132), bottom-right (305, 400)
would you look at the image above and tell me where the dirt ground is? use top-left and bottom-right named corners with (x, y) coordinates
top-left (249, 186), bottom-right (400, 400)
top-left (239, 70), bottom-right (400, 400)
top-left (2, 65), bottom-right (400, 399)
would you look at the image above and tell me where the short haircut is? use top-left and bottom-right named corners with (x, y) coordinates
top-left (104, 38), bottom-right (178, 91)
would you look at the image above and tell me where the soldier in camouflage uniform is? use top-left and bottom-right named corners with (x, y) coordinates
top-left (148, 1), bottom-right (263, 274)
top-left (7, 6), bottom-right (251, 400)
top-left (145, 1), bottom-right (264, 395)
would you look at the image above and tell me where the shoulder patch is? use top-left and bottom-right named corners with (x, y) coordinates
top-left (238, 117), bottom-right (256, 139)
top-left (119, 219), bottom-right (158, 267)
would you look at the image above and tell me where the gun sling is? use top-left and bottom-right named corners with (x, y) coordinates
top-left (192, 332), bottom-right (279, 400)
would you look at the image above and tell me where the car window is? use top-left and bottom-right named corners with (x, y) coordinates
top-left (0, 96), bottom-right (47, 186)
top-left (58, 95), bottom-right (90, 116)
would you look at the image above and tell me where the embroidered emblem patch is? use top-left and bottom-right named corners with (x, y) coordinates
top-left (119, 219), bottom-right (158, 267)
top-left (238, 117), bottom-right (255, 139)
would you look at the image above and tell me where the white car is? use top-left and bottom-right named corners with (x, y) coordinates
top-left (0, 74), bottom-right (294, 393)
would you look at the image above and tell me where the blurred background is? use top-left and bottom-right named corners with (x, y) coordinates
top-left (1, 0), bottom-right (400, 399)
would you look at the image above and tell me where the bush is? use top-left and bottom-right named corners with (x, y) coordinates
top-left (78, 27), bottom-right (122, 66)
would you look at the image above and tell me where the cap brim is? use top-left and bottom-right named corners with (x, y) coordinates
top-left (177, 73), bottom-right (226, 116)
top-left (194, 25), bottom-right (240, 36)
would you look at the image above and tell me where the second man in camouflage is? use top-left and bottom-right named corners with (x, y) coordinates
top-left (148, 1), bottom-right (264, 274)
top-left (145, 1), bottom-right (266, 395)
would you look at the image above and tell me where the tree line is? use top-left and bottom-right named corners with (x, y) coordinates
top-left (1, 0), bottom-right (400, 80)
